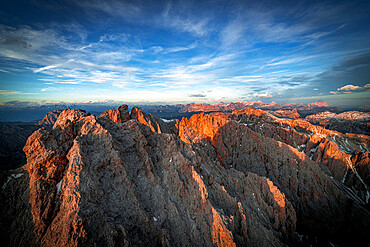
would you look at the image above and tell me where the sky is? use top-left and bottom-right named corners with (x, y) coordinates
top-left (0, 0), bottom-right (369, 107)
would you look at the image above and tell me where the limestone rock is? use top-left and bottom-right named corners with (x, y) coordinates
top-left (130, 106), bottom-right (176, 134)
top-left (1, 105), bottom-right (369, 247)
top-left (37, 110), bottom-right (62, 126)
top-left (99, 105), bottom-right (130, 123)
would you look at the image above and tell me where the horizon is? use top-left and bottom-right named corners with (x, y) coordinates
top-left (1, 0), bottom-right (370, 106)
top-left (0, 99), bottom-right (365, 122)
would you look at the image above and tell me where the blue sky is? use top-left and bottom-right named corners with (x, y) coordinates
top-left (0, 0), bottom-right (369, 107)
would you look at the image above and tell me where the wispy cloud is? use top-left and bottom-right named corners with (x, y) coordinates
top-left (189, 93), bottom-right (206, 98)
top-left (150, 54), bottom-right (236, 86)
top-left (34, 64), bottom-right (61, 73)
top-left (158, 1), bottom-right (210, 37)
top-left (76, 0), bottom-right (142, 21)
top-left (220, 19), bottom-right (247, 47)
top-left (0, 90), bottom-right (34, 95)
top-left (253, 92), bottom-right (273, 98)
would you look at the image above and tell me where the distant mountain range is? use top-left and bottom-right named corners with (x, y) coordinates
top-left (2, 100), bottom-right (369, 122)
top-left (141, 101), bottom-right (332, 114)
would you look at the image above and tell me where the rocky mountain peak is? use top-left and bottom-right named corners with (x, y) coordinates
top-left (37, 109), bottom-right (62, 126)
top-left (307, 101), bottom-right (329, 108)
top-left (98, 104), bottom-right (130, 123)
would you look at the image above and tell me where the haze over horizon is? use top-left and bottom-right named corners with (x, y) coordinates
top-left (0, 0), bottom-right (370, 107)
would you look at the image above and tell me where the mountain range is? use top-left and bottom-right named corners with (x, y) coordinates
top-left (0, 103), bottom-right (369, 246)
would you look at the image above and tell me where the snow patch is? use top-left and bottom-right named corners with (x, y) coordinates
top-left (2, 173), bottom-right (24, 191)
top-left (309, 145), bottom-right (319, 159)
top-left (297, 144), bottom-right (306, 153)
top-left (342, 169), bottom-right (348, 183)
top-left (295, 232), bottom-right (304, 242)
top-left (161, 118), bottom-right (174, 123)
top-left (56, 179), bottom-right (63, 194)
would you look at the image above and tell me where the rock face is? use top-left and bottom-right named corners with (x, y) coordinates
top-left (178, 109), bottom-right (369, 241)
top-left (1, 105), bottom-right (369, 246)
top-left (0, 124), bottom-right (39, 169)
top-left (130, 106), bottom-right (177, 134)
top-left (0, 168), bottom-right (35, 246)
top-left (305, 110), bottom-right (370, 121)
top-left (37, 110), bottom-right (62, 126)
top-left (305, 111), bottom-right (370, 135)
top-left (98, 105), bottom-right (130, 123)
top-left (226, 107), bottom-right (370, 204)
top-left (269, 109), bottom-right (300, 119)
top-left (306, 101), bottom-right (329, 108)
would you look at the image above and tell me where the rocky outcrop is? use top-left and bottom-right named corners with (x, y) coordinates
top-left (269, 109), bottom-right (300, 119)
top-left (228, 107), bottom-right (370, 204)
top-left (0, 168), bottom-right (35, 246)
top-left (1, 105), bottom-right (369, 246)
top-left (306, 101), bottom-right (329, 108)
top-left (130, 106), bottom-right (176, 134)
top-left (177, 110), bottom-right (369, 245)
top-left (305, 111), bottom-right (370, 135)
top-left (37, 110), bottom-right (62, 126)
top-left (305, 111), bottom-right (337, 122)
top-left (98, 105), bottom-right (130, 123)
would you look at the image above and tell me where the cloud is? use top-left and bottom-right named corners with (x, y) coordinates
top-left (151, 54), bottom-right (236, 87)
top-left (0, 69), bottom-right (11, 73)
top-left (253, 92), bottom-right (273, 98)
top-left (257, 55), bottom-right (320, 71)
top-left (158, 1), bottom-right (210, 37)
top-left (332, 52), bottom-right (370, 71)
top-left (77, 0), bottom-right (142, 21)
top-left (3, 37), bottom-right (32, 48)
top-left (166, 42), bottom-right (197, 53)
top-left (1, 1), bottom-right (369, 106)
top-left (41, 87), bottom-right (58, 92)
top-left (220, 19), bottom-right (247, 46)
top-left (0, 24), bottom-right (146, 88)
top-left (308, 52), bottom-right (370, 94)
top-left (150, 42), bottom-right (197, 54)
top-left (0, 90), bottom-right (19, 95)
top-left (189, 93), bottom-right (206, 98)
top-left (330, 83), bottom-right (370, 94)
top-left (337, 84), bottom-right (361, 91)
top-left (0, 90), bottom-right (34, 95)
top-left (34, 64), bottom-right (60, 73)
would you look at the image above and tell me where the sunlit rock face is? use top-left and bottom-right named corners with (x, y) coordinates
top-left (1, 105), bottom-right (369, 246)
top-left (37, 110), bottom-right (62, 126)
top-left (305, 110), bottom-right (370, 135)
top-left (99, 104), bottom-right (130, 123)
top-left (269, 109), bottom-right (300, 119)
